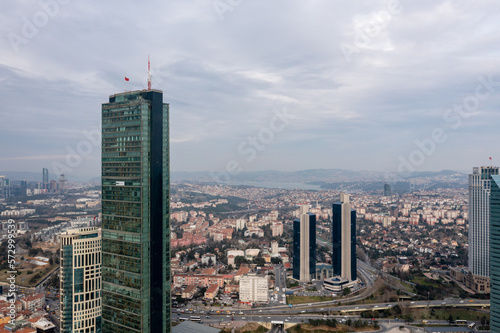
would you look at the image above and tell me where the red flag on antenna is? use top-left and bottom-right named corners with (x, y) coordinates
top-left (125, 77), bottom-right (129, 81)
top-left (490, 157), bottom-right (492, 160)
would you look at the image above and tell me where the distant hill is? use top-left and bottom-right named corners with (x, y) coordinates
top-left (405, 169), bottom-right (461, 178)
top-left (1, 168), bottom-right (467, 185)
top-left (171, 168), bottom-right (467, 183)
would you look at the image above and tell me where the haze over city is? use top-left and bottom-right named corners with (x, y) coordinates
top-left (1, 1), bottom-right (500, 180)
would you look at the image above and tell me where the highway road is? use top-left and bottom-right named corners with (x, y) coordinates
top-left (174, 311), bottom-right (463, 328)
top-left (176, 298), bottom-right (490, 319)
top-left (271, 264), bottom-right (287, 305)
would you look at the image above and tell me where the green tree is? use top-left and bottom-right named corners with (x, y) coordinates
top-left (234, 256), bottom-right (248, 268)
top-left (271, 257), bottom-right (282, 265)
top-left (404, 314), bottom-right (414, 324)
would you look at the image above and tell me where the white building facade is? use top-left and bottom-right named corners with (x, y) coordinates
top-left (469, 166), bottom-right (499, 277)
top-left (239, 274), bottom-right (269, 304)
top-left (60, 227), bottom-right (102, 333)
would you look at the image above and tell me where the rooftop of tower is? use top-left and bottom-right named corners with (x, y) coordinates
top-left (109, 89), bottom-right (163, 98)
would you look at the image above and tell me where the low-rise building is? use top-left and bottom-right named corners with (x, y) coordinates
top-left (173, 274), bottom-right (225, 288)
top-left (181, 285), bottom-right (198, 300)
top-left (239, 273), bottom-right (269, 304)
top-left (204, 284), bottom-right (219, 300)
top-left (21, 294), bottom-right (45, 312)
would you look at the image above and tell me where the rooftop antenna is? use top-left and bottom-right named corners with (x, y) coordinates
top-left (148, 55), bottom-right (152, 90)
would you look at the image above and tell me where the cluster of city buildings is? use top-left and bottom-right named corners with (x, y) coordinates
top-left (0, 292), bottom-right (55, 333)
top-left (3, 85), bottom-right (500, 333)
top-left (0, 172), bottom-right (69, 199)
top-left (293, 194), bottom-right (358, 292)
top-left (171, 209), bottom-right (285, 248)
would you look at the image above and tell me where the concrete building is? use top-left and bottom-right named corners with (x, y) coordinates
top-left (201, 253), bottom-right (216, 266)
top-left (271, 240), bottom-right (279, 256)
top-left (235, 219), bottom-right (246, 230)
top-left (292, 205), bottom-right (316, 282)
top-left (21, 293), bottom-right (45, 312)
top-left (468, 166), bottom-right (498, 291)
top-left (59, 227), bottom-right (101, 333)
top-left (271, 222), bottom-right (283, 237)
top-left (173, 274), bottom-right (225, 288)
top-left (33, 317), bottom-right (56, 333)
top-left (323, 276), bottom-right (355, 293)
top-left (227, 250), bottom-right (245, 266)
top-left (181, 285), bottom-right (198, 300)
top-left (332, 193), bottom-right (357, 281)
top-left (239, 274), bottom-right (269, 304)
top-left (204, 284), bottom-right (219, 301)
top-left (383, 216), bottom-right (391, 228)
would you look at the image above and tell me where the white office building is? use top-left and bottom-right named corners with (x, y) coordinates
top-left (239, 273), bottom-right (269, 304)
top-left (469, 166), bottom-right (499, 278)
top-left (60, 227), bottom-right (102, 333)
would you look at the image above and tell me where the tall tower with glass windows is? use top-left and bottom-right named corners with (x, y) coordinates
top-left (332, 193), bottom-right (357, 281)
top-left (101, 89), bottom-right (170, 333)
top-left (293, 205), bottom-right (316, 282)
top-left (469, 166), bottom-right (498, 279)
top-left (60, 227), bottom-right (102, 333)
top-left (489, 175), bottom-right (500, 331)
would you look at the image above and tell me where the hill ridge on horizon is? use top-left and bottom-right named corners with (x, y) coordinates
top-left (0, 168), bottom-right (466, 183)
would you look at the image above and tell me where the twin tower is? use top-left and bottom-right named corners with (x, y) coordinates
top-left (293, 193), bottom-right (357, 282)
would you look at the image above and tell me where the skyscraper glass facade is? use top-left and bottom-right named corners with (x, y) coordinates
top-left (101, 90), bottom-right (170, 333)
top-left (490, 175), bottom-right (500, 331)
top-left (332, 194), bottom-right (357, 281)
top-left (292, 219), bottom-right (300, 280)
top-left (469, 166), bottom-right (498, 277)
top-left (43, 168), bottom-right (49, 189)
top-left (292, 212), bottom-right (316, 281)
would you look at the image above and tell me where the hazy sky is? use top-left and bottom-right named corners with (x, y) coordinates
top-left (1, 1), bottom-right (500, 180)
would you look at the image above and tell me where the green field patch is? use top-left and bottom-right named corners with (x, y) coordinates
top-left (286, 296), bottom-right (333, 305)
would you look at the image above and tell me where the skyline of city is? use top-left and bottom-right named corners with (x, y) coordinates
top-left (2, 2), bottom-right (500, 178)
top-left (1, 1), bottom-right (500, 332)
top-left (0, 167), bottom-right (494, 331)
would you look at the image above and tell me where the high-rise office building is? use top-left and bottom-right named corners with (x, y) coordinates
top-left (43, 168), bottom-right (49, 190)
top-left (383, 183), bottom-right (391, 196)
top-left (293, 205), bottom-right (316, 282)
top-left (60, 227), bottom-right (102, 333)
top-left (332, 193), bottom-right (357, 281)
top-left (469, 166), bottom-right (498, 279)
top-left (0, 176), bottom-right (11, 199)
top-left (490, 175), bottom-right (500, 331)
top-left (59, 174), bottom-right (68, 193)
top-left (101, 89), bottom-right (170, 333)
top-left (50, 180), bottom-right (58, 192)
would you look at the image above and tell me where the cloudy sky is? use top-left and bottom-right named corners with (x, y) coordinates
top-left (1, 0), bottom-right (500, 180)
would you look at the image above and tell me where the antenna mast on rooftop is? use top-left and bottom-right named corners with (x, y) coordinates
top-left (148, 55), bottom-right (152, 90)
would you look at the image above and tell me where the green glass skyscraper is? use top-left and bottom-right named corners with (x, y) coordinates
top-left (490, 175), bottom-right (500, 331)
top-left (101, 89), bottom-right (170, 333)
